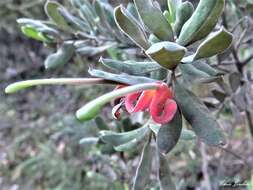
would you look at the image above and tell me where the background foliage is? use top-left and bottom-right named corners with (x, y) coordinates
top-left (0, 0), bottom-right (253, 190)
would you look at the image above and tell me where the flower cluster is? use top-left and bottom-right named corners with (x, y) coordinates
top-left (114, 83), bottom-right (177, 125)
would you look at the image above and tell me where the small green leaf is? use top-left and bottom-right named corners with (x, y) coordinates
top-left (158, 153), bottom-right (176, 190)
top-left (76, 43), bottom-right (116, 56)
top-left (157, 110), bottom-right (182, 154)
top-left (134, 0), bottom-right (174, 41)
top-left (192, 61), bottom-right (223, 76)
top-left (132, 140), bottom-right (152, 190)
top-left (180, 129), bottom-right (196, 141)
top-left (79, 137), bottom-right (98, 145)
top-left (114, 5), bottom-right (150, 49)
top-left (99, 57), bottom-right (161, 75)
top-left (174, 80), bottom-right (226, 146)
top-left (45, 1), bottom-right (72, 31)
top-left (194, 28), bottom-right (233, 60)
top-left (21, 26), bottom-right (52, 43)
top-left (174, 1), bottom-right (194, 37)
top-left (45, 41), bottom-right (75, 69)
top-left (145, 41), bottom-right (186, 70)
top-left (89, 68), bottom-right (157, 85)
top-left (76, 83), bottom-right (159, 121)
top-left (177, 0), bottom-right (225, 46)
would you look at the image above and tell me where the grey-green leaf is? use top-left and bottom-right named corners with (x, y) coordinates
top-left (132, 140), bottom-right (152, 190)
top-left (167, 0), bottom-right (182, 23)
top-left (44, 42), bottom-right (75, 69)
top-left (174, 1), bottom-right (194, 37)
top-left (88, 68), bottom-right (157, 85)
top-left (45, 1), bottom-right (72, 31)
top-left (174, 80), bottom-right (226, 146)
top-left (229, 72), bottom-right (241, 92)
top-left (194, 28), bottom-right (233, 60)
top-left (99, 57), bottom-right (161, 75)
top-left (134, 0), bottom-right (174, 41)
top-left (158, 153), bottom-right (176, 190)
top-left (145, 41), bottom-right (186, 70)
top-left (157, 110), bottom-right (182, 154)
top-left (99, 124), bottom-right (148, 147)
top-left (177, 0), bottom-right (225, 46)
top-left (114, 5), bottom-right (150, 49)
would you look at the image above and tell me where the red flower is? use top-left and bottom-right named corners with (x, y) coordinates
top-left (124, 82), bottom-right (177, 124)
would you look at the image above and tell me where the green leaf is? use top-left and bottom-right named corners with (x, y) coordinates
top-left (177, 0), bottom-right (225, 46)
top-left (21, 26), bottom-right (52, 43)
top-left (79, 137), bottom-right (98, 145)
top-left (132, 140), bottom-right (152, 190)
top-left (76, 83), bottom-right (159, 121)
top-left (45, 1), bottom-right (72, 31)
top-left (114, 5), bottom-right (150, 49)
top-left (99, 124), bottom-right (148, 147)
top-left (45, 41), bottom-right (75, 69)
top-left (193, 28), bottom-right (233, 60)
top-left (76, 43), bottom-right (116, 56)
top-left (158, 153), bottom-right (176, 190)
top-left (179, 64), bottom-right (221, 84)
top-left (157, 110), bottom-right (182, 154)
top-left (174, 1), bottom-right (194, 37)
top-left (88, 68), bottom-right (157, 85)
top-left (99, 57), bottom-right (161, 75)
top-left (134, 0), bottom-right (174, 41)
top-left (192, 61), bottom-right (223, 76)
top-left (145, 41), bottom-right (186, 70)
top-left (167, 0), bottom-right (182, 23)
top-left (174, 80), bottom-right (226, 146)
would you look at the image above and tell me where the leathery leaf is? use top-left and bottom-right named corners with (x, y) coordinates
top-left (145, 41), bottom-right (186, 70)
top-left (114, 5), bottom-right (150, 49)
top-left (174, 80), bottom-right (226, 146)
top-left (132, 139), bottom-right (152, 190)
top-left (134, 0), bottom-right (174, 41)
top-left (157, 110), bottom-right (182, 154)
top-left (177, 0), bottom-right (225, 46)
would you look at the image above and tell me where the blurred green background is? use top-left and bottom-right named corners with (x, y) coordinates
top-left (0, 0), bottom-right (253, 190)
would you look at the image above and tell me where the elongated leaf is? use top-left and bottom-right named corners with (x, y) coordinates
top-left (45, 41), bottom-right (75, 69)
top-left (145, 41), bottom-right (186, 70)
top-left (177, 0), bottom-right (225, 46)
top-left (133, 140), bottom-right (152, 190)
top-left (76, 43), bottom-right (116, 56)
top-left (89, 68), bottom-right (157, 85)
top-left (114, 6), bottom-right (150, 49)
top-left (99, 57), bottom-right (161, 75)
top-left (167, 0), bottom-right (182, 23)
top-left (76, 83), bottom-right (159, 121)
top-left (114, 130), bottom-right (148, 152)
top-left (134, 0), bottom-right (174, 41)
top-left (158, 153), bottom-right (176, 190)
top-left (21, 26), bottom-right (52, 43)
top-left (179, 64), bottom-right (221, 83)
top-left (45, 1), bottom-right (72, 31)
top-left (157, 110), bottom-right (182, 154)
top-left (174, 80), bottom-right (226, 146)
top-left (79, 137), bottom-right (98, 145)
top-left (192, 61), bottom-right (223, 76)
top-left (194, 28), bottom-right (233, 60)
top-left (99, 124), bottom-right (148, 147)
top-left (174, 1), bottom-right (194, 37)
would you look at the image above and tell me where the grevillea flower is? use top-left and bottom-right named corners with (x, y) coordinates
top-left (123, 82), bottom-right (177, 124)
